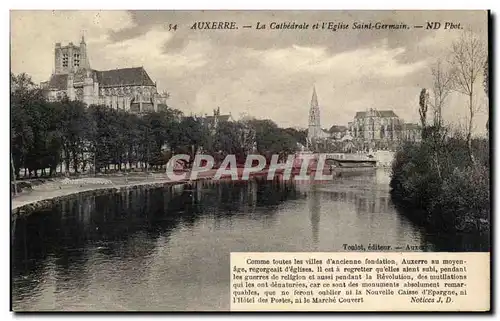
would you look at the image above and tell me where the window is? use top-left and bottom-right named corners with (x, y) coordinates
top-left (62, 53), bottom-right (68, 67)
top-left (74, 53), bottom-right (80, 67)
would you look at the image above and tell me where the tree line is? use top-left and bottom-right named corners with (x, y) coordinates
top-left (11, 73), bottom-right (307, 179)
top-left (391, 29), bottom-right (489, 235)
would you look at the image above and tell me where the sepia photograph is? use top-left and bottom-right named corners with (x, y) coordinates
top-left (9, 9), bottom-right (490, 312)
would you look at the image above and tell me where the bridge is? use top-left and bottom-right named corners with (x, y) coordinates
top-left (323, 153), bottom-right (377, 168)
top-left (295, 151), bottom-right (395, 169)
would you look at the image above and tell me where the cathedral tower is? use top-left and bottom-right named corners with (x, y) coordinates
top-left (308, 86), bottom-right (321, 143)
top-left (79, 35), bottom-right (90, 70)
top-left (54, 34), bottom-right (90, 75)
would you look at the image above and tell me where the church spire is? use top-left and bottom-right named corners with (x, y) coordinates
top-left (308, 85), bottom-right (321, 147)
top-left (309, 86), bottom-right (320, 126)
top-left (311, 85), bottom-right (319, 109)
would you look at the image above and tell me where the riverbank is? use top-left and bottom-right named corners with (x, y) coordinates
top-left (11, 164), bottom-right (382, 220)
top-left (11, 169), bottom-right (274, 220)
top-left (390, 138), bottom-right (490, 235)
top-left (13, 168), bottom-right (435, 311)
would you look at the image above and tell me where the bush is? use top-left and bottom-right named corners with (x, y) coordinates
top-left (390, 134), bottom-right (490, 233)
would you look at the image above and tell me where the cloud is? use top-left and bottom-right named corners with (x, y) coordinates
top-left (89, 28), bottom-right (210, 86)
top-left (247, 40), bottom-right (428, 80)
top-left (11, 10), bottom-right (135, 82)
top-left (199, 40), bottom-right (428, 128)
top-left (10, 10), bottom-right (488, 136)
top-left (95, 28), bottom-right (174, 68)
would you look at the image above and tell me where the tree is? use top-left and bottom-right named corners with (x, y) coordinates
top-left (175, 116), bottom-right (208, 165)
top-left (57, 99), bottom-right (90, 173)
top-left (246, 119), bottom-right (298, 162)
top-left (284, 127), bottom-right (307, 146)
top-left (419, 88), bottom-right (429, 139)
top-left (483, 57), bottom-right (489, 96)
top-left (449, 29), bottom-right (486, 165)
top-left (212, 120), bottom-right (255, 164)
top-left (87, 105), bottom-right (120, 172)
top-left (484, 57), bottom-right (489, 132)
top-left (10, 73), bottom-right (42, 178)
top-left (143, 111), bottom-right (170, 157)
top-left (429, 60), bottom-right (453, 128)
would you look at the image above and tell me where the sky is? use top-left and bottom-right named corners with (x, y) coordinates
top-left (10, 10), bottom-right (489, 134)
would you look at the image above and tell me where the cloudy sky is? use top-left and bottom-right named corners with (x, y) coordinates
top-left (11, 10), bottom-right (488, 134)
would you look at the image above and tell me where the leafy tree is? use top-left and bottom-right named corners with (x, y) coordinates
top-left (11, 73), bottom-right (38, 177)
top-left (212, 121), bottom-right (251, 164)
top-left (284, 127), bottom-right (307, 146)
top-left (174, 116), bottom-right (208, 165)
top-left (247, 119), bottom-right (298, 162)
top-left (56, 99), bottom-right (90, 173)
top-left (10, 72), bottom-right (308, 176)
top-left (10, 73), bottom-right (61, 178)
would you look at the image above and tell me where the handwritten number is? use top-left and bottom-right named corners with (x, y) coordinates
top-left (168, 24), bottom-right (178, 31)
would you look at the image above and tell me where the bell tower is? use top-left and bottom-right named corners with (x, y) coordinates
top-left (307, 86), bottom-right (321, 145)
top-left (53, 33), bottom-right (90, 75)
top-left (79, 34), bottom-right (90, 70)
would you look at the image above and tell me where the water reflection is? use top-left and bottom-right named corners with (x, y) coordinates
top-left (11, 170), bottom-right (487, 311)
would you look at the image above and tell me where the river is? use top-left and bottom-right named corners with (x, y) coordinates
top-left (10, 169), bottom-right (488, 311)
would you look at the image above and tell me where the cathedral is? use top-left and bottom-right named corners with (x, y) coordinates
top-left (306, 87), bottom-right (421, 152)
top-left (40, 36), bottom-right (168, 113)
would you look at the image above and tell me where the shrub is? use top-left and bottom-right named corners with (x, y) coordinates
top-left (390, 134), bottom-right (490, 233)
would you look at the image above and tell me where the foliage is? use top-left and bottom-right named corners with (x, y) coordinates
top-left (283, 127), bottom-right (307, 146)
top-left (392, 29), bottom-right (490, 235)
top-left (212, 121), bottom-right (251, 164)
top-left (247, 119), bottom-right (297, 162)
top-left (390, 132), bottom-right (490, 233)
top-left (418, 88), bottom-right (429, 130)
top-left (10, 72), bottom-right (305, 177)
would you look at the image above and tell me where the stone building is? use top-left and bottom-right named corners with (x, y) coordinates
top-left (305, 88), bottom-right (422, 152)
top-left (41, 36), bottom-right (168, 113)
top-left (348, 109), bottom-right (402, 141)
top-left (347, 108), bottom-right (421, 150)
top-left (402, 123), bottom-right (421, 142)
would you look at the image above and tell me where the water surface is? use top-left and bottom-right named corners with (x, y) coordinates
top-left (11, 169), bottom-right (487, 311)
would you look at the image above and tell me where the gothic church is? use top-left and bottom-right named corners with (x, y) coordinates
top-left (41, 36), bottom-right (168, 113)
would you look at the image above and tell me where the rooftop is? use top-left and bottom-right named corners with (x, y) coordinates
top-left (96, 67), bottom-right (155, 87)
top-left (44, 67), bottom-right (156, 90)
top-left (404, 123), bottom-right (421, 130)
top-left (204, 114), bottom-right (232, 123)
top-left (355, 110), bottom-right (399, 118)
top-left (45, 74), bottom-right (68, 90)
top-left (329, 125), bottom-right (348, 133)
